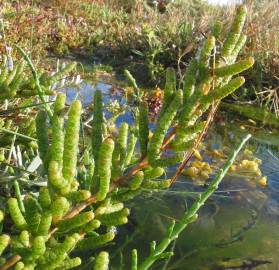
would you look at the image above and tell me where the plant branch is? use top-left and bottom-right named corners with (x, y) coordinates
top-left (0, 255), bottom-right (21, 270)
top-left (170, 103), bottom-right (219, 184)
top-left (138, 133), bottom-right (251, 270)
top-left (15, 45), bottom-right (53, 119)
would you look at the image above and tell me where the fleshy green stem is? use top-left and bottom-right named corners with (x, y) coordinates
top-left (15, 45), bottom-right (53, 118)
top-left (138, 134), bottom-right (251, 270)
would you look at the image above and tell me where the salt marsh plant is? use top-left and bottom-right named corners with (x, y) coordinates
top-left (0, 54), bottom-right (77, 101)
top-left (0, 5), bottom-right (254, 270)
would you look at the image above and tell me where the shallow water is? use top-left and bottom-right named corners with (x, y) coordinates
top-left (66, 78), bottom-right (279, 270)
top-left (110, 147), bottom-right (279, 270)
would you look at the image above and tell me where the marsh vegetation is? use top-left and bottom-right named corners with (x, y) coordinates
top-left (0, 1), bottom-right (279, 269)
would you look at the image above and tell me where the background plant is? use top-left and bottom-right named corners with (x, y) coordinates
top-left (0, 0), bottom-right (277, 94)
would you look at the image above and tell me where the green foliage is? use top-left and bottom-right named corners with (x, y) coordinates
top-left (0, 210), bottom-right (4, 223)
top-left (221, 5), bottom-right (247, 60)
top-left (118, 122), bottom-right (129, 165)
top-left (38, 188), bottom-right (51, 210)
top-left (124, 69), bottom-right (139, 91)
top-left (131, 249), bottom-right (138, 270)
top-left (214, 57), bottom-right (254, 77)
top-left (175, 121), bottom-right (206, 144)
top-left (97, 208), bottom-right (130, 226)
top-left (221, 102), bottom-right (279, 128)
top-left (0, 57), bottom-right (76, 101)
top-left (51, 197), bottom-right (70, 224)
top-left (36, 212), bottom-right (52, 236)
top-left (112, 189), bottom-right (142, 202)
top-left (142, 179), bottom-right (171, 189)
top-left (57, 258), bottom-right (81, 269)
top-left (31, 236), bottom-right (46, 258)
top-left (129, 171), bottom-right (144, 190)
top-left (91, 90), bottom-right (103, 167)
top-left (137, 135), bottom-right (251, 270)
top-left (66, 190), bottom-right (91, 203)
top-left (77, 232), bottom-right (115, 251)
top-left (58, 211), bottom-right (94, 233)
top-left (8, 198), bottom-right (27, 230)
top-left (19, 231), bottom-right (29, 248)
top-left (96, 138), bottom-right (115, 201)
top-left (164, 68), bottom-right (176, 105)
top-left (138, 101), bottom-right (149, 158)
top-left (183, 59), bottom-right (198, 102)
top-left (42, 63), bottom-right (77, 87)
top-left (144, 167), bottom-right (165, 180)
top-left (93, 251), bottom-right (109, 270)
top-left (0, 5), bottom-right (255, 270)
top-left (95, 200), bottom-right (124, 216)
top-left (148, 89), bottom-right (183, 167)
top-left (199, 36), bottom-right (216, 67)
top-left (201, 77), bottom-right (245, 105)
top-left (35, 111), bottom-right (49, 163)
top-left (0, 235), bottom-right (10, 256)
top-left (198, 35), bottom-right (215, 80)
top-left (24, 196), bottom-right (41, 235)
top-left (48, 161), bottom-right (70, 192)
top-left (62, 100), bottom-right (82, 182)
top-left (51, 93), bottom-right (66, 168)
top-left (123, 130), bottom-right (137, 167)
top-left (37, 234), bottom-right (81, 269)
top-left (83, 220), bottom-right (101, 233)
top-left (0, 61), bottom-right (25, 99)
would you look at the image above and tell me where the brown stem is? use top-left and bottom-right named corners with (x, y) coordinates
top-left (64, 127), bottom-right (175, 221)
top-left (0, 255), bottom-right (21, 270)
top-left (64, 158), bottom-right (149, 220)
top-left (161, 128), bottom-right (176, 150)
top-left (170, 103), bottom-right (219, 184)
top-left (116, 158), bottom-right (148, 185)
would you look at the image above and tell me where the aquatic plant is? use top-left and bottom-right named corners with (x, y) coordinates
top-left (135, 134), bottom-right (251, 270)
top-left (0, 5), bottom-right (254, 270)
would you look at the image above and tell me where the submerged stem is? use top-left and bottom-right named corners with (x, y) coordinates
top-left (138, 134), bottom-right (251, 270)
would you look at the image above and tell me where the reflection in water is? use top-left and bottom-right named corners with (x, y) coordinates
top-left (63, 81), bottom-right (112, 105)
top-left (63, 80), bottom-right (134, 126)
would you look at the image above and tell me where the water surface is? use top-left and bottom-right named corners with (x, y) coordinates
top-left (66, 78), bottom-right (279, 270)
